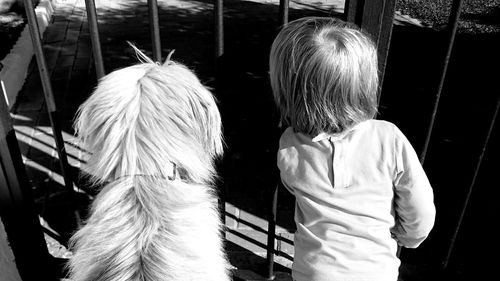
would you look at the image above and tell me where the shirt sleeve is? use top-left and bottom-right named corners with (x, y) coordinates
top-left (280, 179), bottom-right (296, 195)
top-left (392, 127), bottom-right (436, 248)
top-left (277, 127), bottom-right (298, 196)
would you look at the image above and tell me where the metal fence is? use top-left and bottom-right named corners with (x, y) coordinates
top-left (0, 0), bottom-right (498, 280)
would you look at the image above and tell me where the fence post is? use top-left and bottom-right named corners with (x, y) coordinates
top-left (266, 184), bottom-right (279, 280)
top-left (279, 0), bottom-right (289, 26)
top-left (345, 0), bottom-right (396, 101)
top-left (420, 0), bottom-right (464, 165)
top-left (23, 0), bottom-right (76, 198)
top-left (148, 0), bottom-right (162, 62)
top-left (266, 1), bottom-right (290, 277)
top-left (214, 0), bottom-right (225, 232)
top-left (84, 0), bottom-right (106, 79)
top-left (0, 83), bottom-right (53, 280)
top-left (418, 1), bottom-right (463, 267)
top-left (444, 96), bottom-right (500, 270)
top-left (214, 0), bottom-right (224, 59)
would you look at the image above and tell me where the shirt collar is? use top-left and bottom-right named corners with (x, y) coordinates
top-left (311, 121), bottom-right (368, 142)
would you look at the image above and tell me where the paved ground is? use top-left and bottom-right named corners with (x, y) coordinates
top-left (9, 0), bottom-right (500, 280)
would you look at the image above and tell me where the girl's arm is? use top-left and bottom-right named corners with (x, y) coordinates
top-left (392, 129), bottom-right (436, 248)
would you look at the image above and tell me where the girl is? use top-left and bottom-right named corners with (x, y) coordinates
top-left (270, 17), bottom-right (435, 281)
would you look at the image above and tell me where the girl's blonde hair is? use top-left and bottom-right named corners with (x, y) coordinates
top-left (269, 17), bottom-right (379, 135)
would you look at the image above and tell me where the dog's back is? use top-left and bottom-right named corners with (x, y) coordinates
top-left (68, 49), bottom-right (230, 281)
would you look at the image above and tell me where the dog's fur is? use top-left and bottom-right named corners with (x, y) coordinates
top-left (68, 47), bottom-right (230, 281)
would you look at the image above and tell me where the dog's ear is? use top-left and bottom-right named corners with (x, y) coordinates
top-left (163, 50), bottom-right (176, 66)
top-left (127, 41), bottom-right (155, 64)
top-left (202, 97), bottom-right (224, 159)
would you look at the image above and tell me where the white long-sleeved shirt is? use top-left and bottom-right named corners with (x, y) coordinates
top-left (277, 120), bottom-right (435, 281)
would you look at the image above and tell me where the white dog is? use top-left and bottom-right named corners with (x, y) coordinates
top-left (68, 46), bottom-right (230, 281)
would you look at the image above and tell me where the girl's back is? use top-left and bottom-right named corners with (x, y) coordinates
top-left (278, 120), bottom-right (434, 281)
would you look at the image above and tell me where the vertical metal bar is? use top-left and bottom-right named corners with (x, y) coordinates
top-left (279, 0), bottom-right (289, 26)
top-left (84, 0), bottom-right (105, 79)
top-left (353, 0), bottom-right (396, 102)
top-left (344, 0), bottom-right (395, 104)
top-left (360, 0), bottom-right (383, 45)
top-left (269, 0), bottom-right (288, 275)
top-left (148, 0), bottom-right (162, 62)
top-left (214, 0), bottom-right (225, 230)
top-left (343, 0), bottom-right (350, 21)
top-left (345, 0), bottom-right (364, 25)
top-left (0, 82), bottom-right (52, 280)
top-left (420, 0), bottom-right (464, 164)
top-left (372, 0), bottom-right (395, 104)
top-left (443, 96), bottom-right (500, 269)
top-left (215, 0), bottom-right (224, 59)
top-left (266, 184), bottom-right (279, 280)
top-left (23, 0), bottom-right (74, 195)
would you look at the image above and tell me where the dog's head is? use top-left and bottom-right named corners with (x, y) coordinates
top-left (75, 46), bottom-right (223, 185)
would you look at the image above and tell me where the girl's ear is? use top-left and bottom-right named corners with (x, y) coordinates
top-left (163, 50), bottom-right (176, 66)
